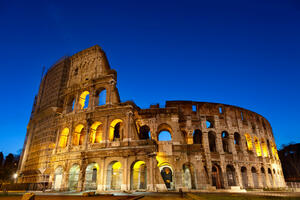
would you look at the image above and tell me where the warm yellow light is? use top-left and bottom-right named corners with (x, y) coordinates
top-left (109, 119), bottom-right (123, 141)
top-left (254, 136), bottom-right (262, 156)
top-left (133, 161), bottom-right (145, 170)
top-left (261, 138), bottom-right (269, 157)
top-left (59, 128), bottom-right (69, 148)
top-left (78, 91), bottom-right (89, 109)
top-left (90, 122), bottom-right (102, 144)
top-left (112, 161), bottom-right (122, 170)
top-left (72, 124), bottom-right (84, 145)
top-left (245, 133), bottom-right (253, 151)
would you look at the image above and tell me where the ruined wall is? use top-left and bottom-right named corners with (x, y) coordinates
top-left (18, 45), bottom-right (285, 191)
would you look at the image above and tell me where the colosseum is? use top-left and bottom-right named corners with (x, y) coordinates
top-left (18, 45), bottom-right (285, 192)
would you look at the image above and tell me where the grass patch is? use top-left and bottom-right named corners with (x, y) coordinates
top-left (195, 193), bottom-right (300, 200)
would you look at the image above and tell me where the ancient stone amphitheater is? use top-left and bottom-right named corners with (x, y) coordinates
top-left (18, 45), bottom-right (285, 192)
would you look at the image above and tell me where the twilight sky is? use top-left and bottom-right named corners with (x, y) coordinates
top-left (0, 0), bottom-right (299, 155)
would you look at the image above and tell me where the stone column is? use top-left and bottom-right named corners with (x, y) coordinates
top-left (54, 129), bottom-right (60, 154)
top-left (228, 134), bottom-right (235, 154)
top-left (123, 111), bottom-right (133, 143)
top-left (247, 166), bottom-right (254, 188)
top-left (216, 131), bottom-right (223, 153)
top-left (67, 122), bottom-right (74, 151)
top-left (84, 120), bottom-right (92, 150)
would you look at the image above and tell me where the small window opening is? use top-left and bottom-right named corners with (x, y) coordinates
top-left (139, 125), bottom-right (150, 140)
top-left (192, 105), bottom-right (197, 112)
top-left (206, 120), bottom-right (213, 128)
top-left (241, 112), bottom-right (244, 120)
top-left (74, 68), bottom-right (78, 76)
top-left (83, 94), bottom-right (89, 109)
top-left (98, 89), bottom-right (106, 106)
top-left (113, 122), bottom-right (121, 141)
top-left (219, 107), bottom-right (223, 114)
top-left (72, 99), bottom-right (75, 111)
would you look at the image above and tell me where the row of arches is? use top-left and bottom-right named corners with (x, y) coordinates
top-left (59, 122), bottom-right (175, 148)
top-left (58, 119), bottom-right (124, 148)
top-left (66, 89), bottom-right (107, 112)
top-left (53, 160), bottom-right (282, 191)
top-left (191, 129), bottom-right (277, 159)
top-left (53, 160), bottom-right (147, 191)
top-left (211, 164), bottom-right (281, 189)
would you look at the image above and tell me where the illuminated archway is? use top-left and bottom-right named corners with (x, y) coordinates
top-left (54, 166), bottom-right (63, 191)
top-left (106, 161), bottom-right (122, 190)
top-left (84, 163), bottom-right (99, 190)
top-left (90, 122), bottom-right (103, 144)
top-left (72, 124), bottom-right (85, 146)
top-left (254, 137), bottom-right (262, 156)
top-left (68, 164), bottom-right (80, 191)
top-left (245, 133), bottom-right (253, 151)
top-left (130, 161), bottom-right (147, 190)
top-left (261, 138), bottom-right (269, 157)
top-left (109, 119), bottom-right (123, 141)
top-left (182, 163), bottom-right (196, 189)
top-left (58, 128), bottom-right (69, 148)
top-left (212, 164), bottom-right (223, 189)
top-left (159, 163), bottom-right (174, 190)
top-left (79, 91), bottom-right (90, 109)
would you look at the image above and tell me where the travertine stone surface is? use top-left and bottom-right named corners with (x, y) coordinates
top-left (18, 45), bottom-right (285, 192)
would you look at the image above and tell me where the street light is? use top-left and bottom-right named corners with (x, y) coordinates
top-left (13, 173), bottom-right (18, 183)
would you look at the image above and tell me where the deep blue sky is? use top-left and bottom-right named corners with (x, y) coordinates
top-left (0, 0), bottom-right (299, 155)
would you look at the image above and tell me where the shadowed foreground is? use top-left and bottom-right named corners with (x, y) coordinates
top-left (1, 192), bottom-right (300, 200)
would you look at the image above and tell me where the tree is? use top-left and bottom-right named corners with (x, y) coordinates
top-left (278, 143), bottom-right (300, 182)
top-left (0, 152), bottom-right (3, 167)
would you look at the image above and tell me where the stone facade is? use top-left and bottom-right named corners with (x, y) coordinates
top-left (18, 45), bottom-right (285, 192)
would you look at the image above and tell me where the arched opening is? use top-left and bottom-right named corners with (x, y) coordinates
top-left (79, 91), bottom-right (90, 109)
top-left (96, 89), bottom-right (107, 106)
top-left (261, 138), bottom-right (269, 157)
top-left (157, 123), bottom-right (172, 141)
top-left (68, 164), bottom-right (80, 191)
top-left (245, 133), bottom-right (253, 151)
top-left (182, 163), bottom-right (196, 189)
top-left (106, 161), bottom-right (122, 190)
top-left (66, 97), bottom-right (75, 113)
top-left (268, 168), bottom-right (273, 187)
top-left (109, 119), bottom-right (123, 141)
top-left (193, 129), bottom-right (202, 144)
top-left (72, 124), bottom-right (85, 146)
top-left (222, 131), bottom-right (230, 153)
top-left (208, 131), bottom-right (216, 152)
top-left (130, 161), bottom-right (147, 190)
top-left (251, 167), bottom-right (259, 188)
top-left (58, 128), bottom-right (69, 148)
top-left (254, 137), bottom-right (262, 156)
top-left (261, 167), bottom-right (267, 188)
top-left (234, 132), bottom-right (241, 151)
top-left (241, 167), bottom-right (248, 188)
top-left (90, 122), bottom-right (103, 144)
top-left (85, 163), bottom-right (99, 190)
top-left (158, 131), bottom-right (172, 141)
top-left (139, 125), bottom-right (150, 140)
top-left (211, 165), bottom-right (223, 189)
top-left (226, 165), bottom-right (236, 186)
top-left (54, 166), bottom-right (63, 191)
top-left (160, 164), bottom-right (174, 190)
top-left (206, 120), bottom-right (213, 128)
